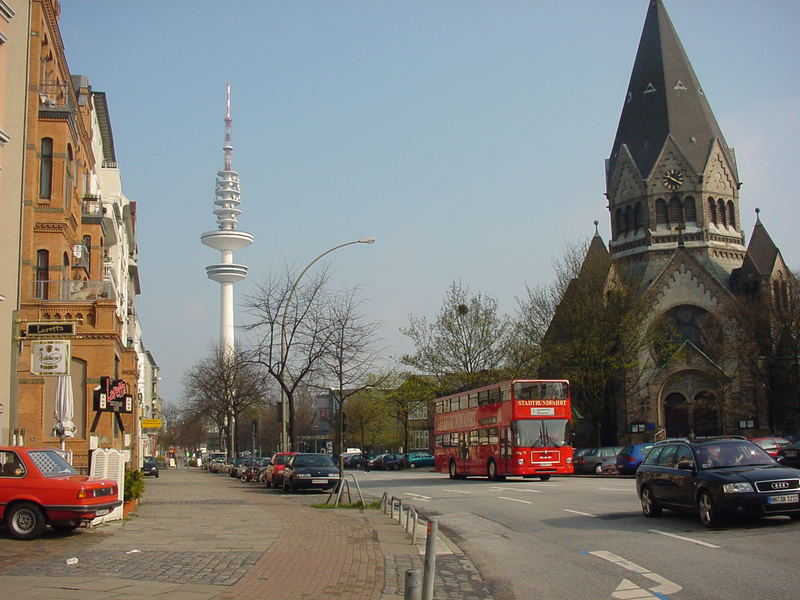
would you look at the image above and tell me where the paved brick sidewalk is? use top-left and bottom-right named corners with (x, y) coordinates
top-left (0, 467), bottom-right (493, 599)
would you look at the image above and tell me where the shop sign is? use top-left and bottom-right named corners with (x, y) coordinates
top-left (26, 322), bottom-right (75, 336)
top-left (142, 419), bottom-right (162, 429)
top-left (31, 340), bottom-right (71, 375)
top-left (93, 376), bottom-right (133, 413)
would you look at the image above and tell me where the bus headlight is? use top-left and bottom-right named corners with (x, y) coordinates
top-left (517, 458), bottom-right (525, 465)
top-left (566, 457), bottom-right (573, 464)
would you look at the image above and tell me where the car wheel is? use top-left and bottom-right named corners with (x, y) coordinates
top-left (155, 472), bottom-right (159, 478)
top-left (6, 502), bottom-right (46, 540)
top-left (698, 491), bottom-right (720, 527)
top-left (640, 486), bottom-right (662, 517)
top-left (790, 513), bottom-right (800, 521)
top-left (594, 463), bottom-right (603, 475)
top-left (52, 520), bottom-right (80, 533)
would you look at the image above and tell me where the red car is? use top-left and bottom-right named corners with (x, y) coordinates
top-left (264, 452), bottom-right (297, 488)
top-left (748, 437), bottom-right (792, 459)
top-left (1, 446), bottom-right (121, 540)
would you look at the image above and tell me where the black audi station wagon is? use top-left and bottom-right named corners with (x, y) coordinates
top-left (636, 437), bottom-right (800, 527)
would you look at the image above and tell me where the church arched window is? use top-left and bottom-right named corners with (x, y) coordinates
top-left (624, 205), bottom-right (633, 233)
top-left (669, 197), bottom-right (682, 226)
top-left (683, 196), bottom-right (696, 223)
top-left (656, 199), bottom-right (668, 226)
top-left (634, 202), bottom-right (643, 230)
top-left (718, 199), bottom-right (727, 227)
top-left (774, 280), bottom-right (782, 311)
top-left (708, 198), bottom-right (717, 224)
top-left (727, 201), bottom-right (736, 229)
top-left (615, 208), bottom-right (624, 236)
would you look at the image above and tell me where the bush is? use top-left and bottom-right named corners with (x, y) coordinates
top-left (124, 468), bottom-right (145, 502)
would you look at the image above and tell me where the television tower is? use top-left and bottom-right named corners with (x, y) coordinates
top-left (201, 84), bottom-right (254, 355)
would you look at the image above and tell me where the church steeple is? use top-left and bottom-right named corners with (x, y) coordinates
top-left (608, 0), bottom-right (736, 184)
top-left (606, 0), bottom-right (745, 278)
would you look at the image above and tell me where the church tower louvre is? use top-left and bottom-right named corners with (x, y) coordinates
top-left (606, 0), bottom-right (745, 283)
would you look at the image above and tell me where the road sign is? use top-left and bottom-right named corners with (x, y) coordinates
top-left (142, 419), bottom-right (162, 429)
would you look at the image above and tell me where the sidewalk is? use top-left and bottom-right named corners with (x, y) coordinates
top-left (0, 467), bottom-right (493, 600)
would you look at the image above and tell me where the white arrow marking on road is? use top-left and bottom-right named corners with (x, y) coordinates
top-left (564, 509), bottom-right (598, 517)
top-left (612, 578), bottom-right (656, 599)
top-left (649, 529), bottom-right (720, 549)
top-left (498, 496), bottom-right (532, 504)
top-left (403, 493), bottom-right (431, 501)
top-left (590, 551), bottom-right (682, 597)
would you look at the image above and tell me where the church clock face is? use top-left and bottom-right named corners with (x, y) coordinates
top-left (662, 169), bottom-right (685, 191)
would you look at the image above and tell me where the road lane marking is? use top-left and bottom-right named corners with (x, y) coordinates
top-left (403, 493), bottom-right (431, 501)
top-left (589, 551), bottom-right (682, 597)
top-left (498, 496), bottom-right (532, 504)
top-left (649, 529), bottom-right (720, 548)
top-left (489, 486), bottom-right (542, 493)
top-left (443, 489), bottom-right (473, 494)
top-left (612, 578), bottom-right (656, 599)
top-left (564, 509), bottom-right (598, 517)
top-left (596, 487), bottom-right (635, 492)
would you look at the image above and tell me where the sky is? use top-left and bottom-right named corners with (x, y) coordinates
top-left (58, 1), bottom-right (800, 406)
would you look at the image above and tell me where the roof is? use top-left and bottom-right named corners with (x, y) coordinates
top-left (607, 0), bottom-right (736, 183)
top-left (91, 91), bottom-right (117, 164)
top-left (741, 215), bottom-right (780, 277)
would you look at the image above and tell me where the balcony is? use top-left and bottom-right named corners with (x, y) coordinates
top-left (27, 279), bottom-right (115, 303)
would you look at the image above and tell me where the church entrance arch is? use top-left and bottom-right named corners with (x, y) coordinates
top-left (660, 371), bottom-right (720, 437)
top-left (664, 393), bottom-right (690, 437)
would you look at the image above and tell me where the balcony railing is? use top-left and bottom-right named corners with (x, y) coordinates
top-left (38, 82), bottom-right (75, 113)
top-left (27, 279), bottom-right (115, 303)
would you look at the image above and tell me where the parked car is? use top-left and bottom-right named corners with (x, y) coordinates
top-left (406, 452), bottom-right (435, 469)
top-left (208, 458), bottom-right (226, 473)
top-left (0, 446), bottom-right (121, 540)
top-left (748, 436), bottom-right (792, 459)
top-left (141, 456), bottom-right (159, 478)
top-left (341, 452), bottom-right (365, 469)
top-left (574, 446), bottom-right (623, 475)
top-left (203, 452), bottom-right (226, 470)
top-left (229, 457), bottom-right (250, 478)
top-left (779, 441), bottom-right (800, 469)
top-left (616, 443), bottom-right (656, 475)
top-left (636, 437), bottom-right (800, 527)
top-left (598, 456), bottom-right (620, 475)
top-left (368, 454), bottom-right (404, 470)
top-left (265, 452), bottom-right (297, 488)
top-left (282, 453), bottom-right (340, 492)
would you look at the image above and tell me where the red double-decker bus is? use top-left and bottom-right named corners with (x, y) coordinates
top-left (433, 379), bottom-right (573, 481)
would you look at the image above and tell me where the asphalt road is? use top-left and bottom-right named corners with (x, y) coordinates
top-left (353, 469), bottom-right (798, 600)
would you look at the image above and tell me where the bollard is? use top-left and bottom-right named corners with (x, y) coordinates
top-left (411, 510), bottom-right (418, 545)
top-left (404, 569), bottom-right (422, 600)
top-left (421, 519), bottom-right (437, 600)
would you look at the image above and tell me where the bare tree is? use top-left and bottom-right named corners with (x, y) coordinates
top-left (318, 287), bottom-right (389, 471)
top-left (401, 281), bottom-right (510, 390)
top-left (182, 345), bottom-right (269, 458)
top-left (245, 268), bottom-right (335, 451)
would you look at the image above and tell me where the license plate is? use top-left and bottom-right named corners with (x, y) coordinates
top-left (312, 479), bottom-right (328, 484)
top-left (537, 462), bottom-right (553, 466)
top-left (785, 451), bottom-right (798, 457)
top-left (767, 494), bottom-right (799, 504)
top-left (95, 508), bottom-right (109, 516)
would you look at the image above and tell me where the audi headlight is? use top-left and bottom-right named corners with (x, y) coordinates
top-left (723, 482), bottom-right (753, 494)
top-left (296, 473), bottom-right (312, 478)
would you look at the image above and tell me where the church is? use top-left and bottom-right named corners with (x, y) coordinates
top-left (562, 0), bottom-right (796, 444)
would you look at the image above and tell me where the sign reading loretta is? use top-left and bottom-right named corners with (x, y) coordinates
top-left (93, 376), bottom-right (133, 413)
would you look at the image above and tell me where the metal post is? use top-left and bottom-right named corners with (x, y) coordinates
top-left (404, 569), bottom-right (422, 600)
top-left (411, 511), bottom-right (418, 545)
top-left (422, 519), bottom-right (438, 600)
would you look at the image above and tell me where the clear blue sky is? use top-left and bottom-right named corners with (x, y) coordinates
top-left (58, 1), bottom-right (800, 406)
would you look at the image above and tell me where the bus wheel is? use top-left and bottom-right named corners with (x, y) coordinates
top-left (449, 460), bottom-right (457, 480)
top-left (488, 460), bottom-right (504, 481)
top-left (539, 475), bottom-right (551, 481)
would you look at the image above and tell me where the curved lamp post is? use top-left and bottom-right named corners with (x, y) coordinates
top-left (280, 237), bottom-right (375, 452)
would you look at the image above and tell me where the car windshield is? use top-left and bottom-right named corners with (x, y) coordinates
top-left (697, 442), bottom-right (773, 469)
top-left (143, 457), bottom-right (156, 466)
top-left (273, 454), bottom-right (293, 465)
top-left (294, 455), bottom-right (336, 468)
top-left (513, 419), bottom-right (569, 448)
top-left (29, 450), bottom-right (78, 476)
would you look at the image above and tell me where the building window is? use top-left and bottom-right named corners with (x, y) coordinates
top-left (683, 196), bottom-right (696, 222)
top-left (718, 199), bottom-right (727, 227)
top-left (727, 200), bottom-right (736, 229)
top-left (65, 144), bottom-right (73, 208)
top-left (624, 205), bottom-right (633, 233)
top-left (615, 208), bottom-right (624, 236)
top-left (39, 138), bottom-right (53, 199)
top-left (634, 202), bottom-right (643, 230)
top-left (35, 249), bottom-right (49, 299)
top-left (655, 198), bottom-right (668, 225)
top-left (668, 197), bottom-right (682, 226)
top-left (82, 235), bottom-right (91, 275)
top-left (408, 405), bottom-right (428, 421)
top-left (708, 197), bottom-right (716, 224)
top-left (410, 429), bottom-right (429, 450)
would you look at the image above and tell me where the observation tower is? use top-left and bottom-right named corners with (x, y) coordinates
top-left (201, 84), bottom-right (254, 354)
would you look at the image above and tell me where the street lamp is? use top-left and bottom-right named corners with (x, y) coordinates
top-left (279, 237), bottom-right (375, 452)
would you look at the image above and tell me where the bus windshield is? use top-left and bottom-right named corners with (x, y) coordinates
top-left (514, 381), bottom-right (568, 400)
top-left (513, 419), bottom-right (569, 448)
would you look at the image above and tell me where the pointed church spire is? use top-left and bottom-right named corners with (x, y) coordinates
top-left (608, 0), bottom-right (736, 184)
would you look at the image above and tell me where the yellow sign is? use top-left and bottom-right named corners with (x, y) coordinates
top-left (142, 419), bottom-right (162, 429)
